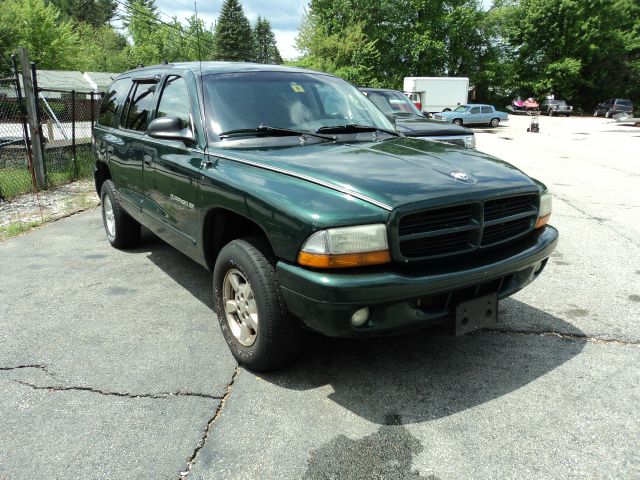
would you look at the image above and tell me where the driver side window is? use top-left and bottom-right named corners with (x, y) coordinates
top-left (470, 106), bottom-right (480, 114)
top-left (156, 76), bottom-right (192, 130)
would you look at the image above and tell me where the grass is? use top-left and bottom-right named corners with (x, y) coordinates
top-left (0, 218), bottom-right (48, 240)
top-left (0, 149), bottom-right (95, 200)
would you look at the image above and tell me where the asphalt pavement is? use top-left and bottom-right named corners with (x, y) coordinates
top-left (1, 115), bottom-right (639, 479)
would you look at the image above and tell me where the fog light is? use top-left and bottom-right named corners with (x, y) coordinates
top-left (351, 307), bottom-right (370, 327)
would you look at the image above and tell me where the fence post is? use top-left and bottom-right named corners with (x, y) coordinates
top-left (18, 47), bottom-right (46, 189)
top-left (90, 91), bottom-right (95, 135)
top-left (11, 55), bottom-right (35, 177)
top-left (71, 90), bottom-right (77, 177)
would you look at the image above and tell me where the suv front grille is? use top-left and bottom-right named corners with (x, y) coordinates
top-left (398, 194), bottom-right (538, 259)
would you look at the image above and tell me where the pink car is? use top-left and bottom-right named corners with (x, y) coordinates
top-left (524, 97), bottom-right (539, 110)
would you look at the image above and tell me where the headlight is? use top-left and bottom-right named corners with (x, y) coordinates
top-left (298, 224), bottom-right (391, 268)
top-left (535, 192), bottom-right (552, 228)
top-left (464, 135), bottom-right (476, 149)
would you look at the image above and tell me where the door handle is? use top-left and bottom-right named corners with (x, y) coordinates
top-left (143, 154), bottom-right (152, 166)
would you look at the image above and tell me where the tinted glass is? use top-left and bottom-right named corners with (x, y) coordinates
top-left (156, 76), bottom-right (192, 129)
top-left (470, 107), bottom-right (480, 114)
top-left (124, 82), bottom-right (157, 131)
top-left (617, 99), bottom-right (632, 106)
top-left (98, 78), bottom-right (132, 127)
top-left (203, 72), bottom-right (392, 136)
top-left (481, 106), bottom-right (491, 113)
top-left (362, 90), bottom-right (423, 116)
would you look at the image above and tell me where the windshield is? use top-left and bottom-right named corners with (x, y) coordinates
top-left (202, 72), bottom-right (393, 139)
top-left (453, 105), bottom-right (469, 112)
top-left (362, 90), bottom-right (423, 117)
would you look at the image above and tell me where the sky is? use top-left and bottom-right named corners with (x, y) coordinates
top-left (153, 0), bottom-right (308, 60)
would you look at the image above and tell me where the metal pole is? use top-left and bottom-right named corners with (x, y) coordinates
top-left (31, 60), bottom-right (47, 183)
top-left (90, 91), bottom-right (95, 135)
top-left (71, 90), bottom-right (77, 177)
top-left (11, 54), bottom-right (35, 175)
top-left (18, 48), bottom-right (46, 189)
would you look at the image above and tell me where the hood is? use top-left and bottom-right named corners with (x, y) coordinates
top-left (394, 117), bottom-right (473, 137)
top-left (211, 137), bottom-right (539, 211)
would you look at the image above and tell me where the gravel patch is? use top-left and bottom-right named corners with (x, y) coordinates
top-left (0, 179), bottom-right (99, 232)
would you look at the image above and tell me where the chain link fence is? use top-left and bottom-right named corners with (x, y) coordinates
top-left (37, 89), bottom-right (98, 188)
top-left (0, 54), bottom-right (105, 238)
top-left (0, 77), bottom-right (34, 201)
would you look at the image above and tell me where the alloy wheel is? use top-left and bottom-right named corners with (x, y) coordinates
top-left (223, 269), bottom-right (258, 346)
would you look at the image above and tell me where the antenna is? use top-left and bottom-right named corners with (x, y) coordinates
top-left (194, 0), bottom-right (210, 148)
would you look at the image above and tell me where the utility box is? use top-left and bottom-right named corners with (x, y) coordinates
top-left (403, 77), bottom-right (469, 114)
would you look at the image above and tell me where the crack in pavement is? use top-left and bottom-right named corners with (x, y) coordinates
top-left (0, 364), bottom-right (50, 373)
top-left (179, 366), bottom-right (240, 479)
top-left (481, 328), bottom-right (640, 346)
top-left (11, 379), bottom-right (222, 400)
top-left (554, 192), bottom-right (640, 248)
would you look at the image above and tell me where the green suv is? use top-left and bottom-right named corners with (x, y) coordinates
top-left (93, 62), bottom-right (558, 370)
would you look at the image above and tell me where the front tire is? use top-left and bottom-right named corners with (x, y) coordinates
top-left (490, 118), bottom-right (500, 127)
top-left (100, 180), bottom-right (140, 249)
top-left (213, 237), bottom-right (305, 371)
top-left (548, 109), bottom-right (554, 117)
top-left (453, 118), bottom-right (463, 126)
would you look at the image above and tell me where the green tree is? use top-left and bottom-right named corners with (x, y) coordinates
top-left (254, 16), bottom-right (282, 64)
top-left (214, 0), bottom-right (254, 61)
top-left (0, 0), bottom-right (78, 70)
top-left (75, 23), bottom-right (131, 72)
top-left (495, 0), bottom-right (640, 108)
top-left (295, 0), bottom-right (492, 89)
top-left (49, 0), bottom-right (117, 27)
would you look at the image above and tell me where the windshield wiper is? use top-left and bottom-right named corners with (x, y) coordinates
top-left (219, 125), bottom-right (335, 141)
top-left (315, 124), bottom-right (400, 136)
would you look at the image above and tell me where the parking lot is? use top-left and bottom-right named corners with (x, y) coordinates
top-left (1, 115), bottom-right (639, 479)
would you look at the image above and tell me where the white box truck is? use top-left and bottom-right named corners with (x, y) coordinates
top-left (403, 77), bottom-right (469, 114)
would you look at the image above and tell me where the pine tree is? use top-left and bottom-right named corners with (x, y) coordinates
top-left (253, 16), bottom-right (282, 64)
top-left (214, 0), bottom-right (254, 61)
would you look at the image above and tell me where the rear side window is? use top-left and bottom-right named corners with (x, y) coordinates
top-left (156, 76), bottom-right (192, 129)
top-left (617, 99), bottom-right (632, 106)
top-left (97, 78), bottom-right (132, 128)
top-left (481, 106), bottom-right (492, 113)
top-left (123, 82), bottom-right (157, 131)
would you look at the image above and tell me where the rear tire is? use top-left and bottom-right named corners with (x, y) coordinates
top-left (490, 118), bottom-right (500, 127)
top-left (548, 109), bottom-right (554, 117)
top-left (453, 118), bottom-right (463, 126)
top-left (213, 237), bottom-right (305, 371)
top-left (100, 180), bottom-right (140, 249)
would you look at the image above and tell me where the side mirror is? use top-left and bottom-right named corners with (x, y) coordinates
top-left (148, 116), bottom-right (194, 144)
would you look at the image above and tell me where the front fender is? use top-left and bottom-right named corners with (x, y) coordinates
top-left (197, 155), bottom-right (390, 263)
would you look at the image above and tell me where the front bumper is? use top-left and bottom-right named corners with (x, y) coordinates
top-left (278, 226), bottom-right (558, 337)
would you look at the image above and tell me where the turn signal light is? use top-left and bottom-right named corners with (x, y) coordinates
top-left (298, 250), bottom-right (391, 269)
top-left (535, 214), bottom-right (550, 229)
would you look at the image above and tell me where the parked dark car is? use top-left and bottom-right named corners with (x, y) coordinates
top-left (359, 87), bottom-right (476, 149)
top-left (593, 98), bottom-right (633, 118)
top-left (93, 62), bottom-right (557, 371)
top-left (540, 99), bottom-right (573, 116)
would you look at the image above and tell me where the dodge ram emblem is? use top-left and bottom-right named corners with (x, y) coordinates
top-left (450, 171), bottom-right (469, 181)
